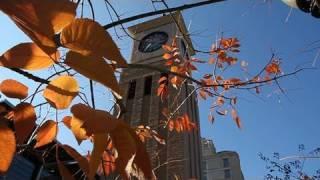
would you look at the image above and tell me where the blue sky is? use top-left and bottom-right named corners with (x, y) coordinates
top-left (1, 0), bottom-right (320, 179)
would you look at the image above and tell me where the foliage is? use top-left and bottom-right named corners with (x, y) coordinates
top-left (259, 145), bottom-right (320, 180)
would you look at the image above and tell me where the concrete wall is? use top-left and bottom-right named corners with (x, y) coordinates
top-left (201, 138), bottom-right (244, 180)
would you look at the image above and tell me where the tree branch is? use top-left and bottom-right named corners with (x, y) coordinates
top-left (103, 0), bottom-right (225, 29)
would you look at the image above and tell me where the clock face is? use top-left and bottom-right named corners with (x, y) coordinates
top-left (138, 32), bottom-right (169, 53)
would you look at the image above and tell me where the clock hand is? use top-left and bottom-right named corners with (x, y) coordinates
top-left (144, 43), bottom-right (152, 52)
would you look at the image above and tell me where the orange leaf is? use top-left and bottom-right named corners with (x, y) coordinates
top-left (216, 96), bottom-right (224, 106)
top-left (61, 18), bottom-right (127, 67)
top-left (12, 103), bottom-right (36, 144)
top-left (0, 0), bottom-right (76, 55)
top-left (110, 121), bottom-right (155, 179)
top-left (208, 113), bottom-right (215, 124)
top-left (34, 120), bottom-right (57, 148)
top-left (157, 83), bottom-right (168, 101)
top-left (88, 133), bottom-right (108, 180)
top-left (162, 44), bottom-right (173, 52)
top-left (266, 62), bottom-right (281, 74)
top-left (0, 79), bottom-right (28, 99)
top-left (43, 75), bottom-right (79, 109)
top-left (71, 104), bottom-right (119, 136)
top-left (231, 109), bottom-right (242, 129)
top-left (65, 52), bottom-right (122, 99)
top-left (61, 144), bottom-right (89, 174)
top-left (0, 121), bottom-right (16, 175)
top-left (163, 53), bottom-right (173, 60)
top-left (0, 43), bottom-right (59, 70)
top-left (168, 114), bottom-right (196, 133)
top-left (97, 151), bottom-right (116, 176)
top-left (199, 89), bottom-right (207, 100)
top-left (62, 116), bottom-right (88, 145)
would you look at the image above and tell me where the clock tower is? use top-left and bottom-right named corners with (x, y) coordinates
top-left (119, 12), bottom-right (202, 179)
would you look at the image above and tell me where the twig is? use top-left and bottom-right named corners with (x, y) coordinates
top-left (103, 0), bottom-right (225, 29)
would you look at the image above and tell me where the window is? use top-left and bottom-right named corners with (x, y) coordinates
top-left (127, 80), bottom-right (136, 99)
top-left (223, 158), bottom-right (229, 167)
top-left (144, 76), bottom-right (152, 95)
top-left (224, 169), bottom-right (231, 179)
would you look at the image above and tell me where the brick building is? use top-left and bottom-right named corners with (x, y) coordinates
top-left (118, 12), bottom-right (202, 179)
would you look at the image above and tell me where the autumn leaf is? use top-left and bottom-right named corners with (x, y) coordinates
top-left (0, 0), bottom-right (77, 54)
top-left (231, 109), bottom-right (242, 129)
top-left (12, 103), bottom-right (36, 144)
top-left (157, 83), bottom-right (168, 101)
top-left (135, 126), bottom-right (165, 145)
top-left (0, 79), bottom-right (28, 99)
top-left (70, 103), bottom-right (119, 136)
top-left (162, 44), bottom-right (174, 52)
top-left (34, 120), bottom-right (57, 148)
top-left (0, 121), bottom-right (16, 175)
top-left (199, 89), bottom-right (207, 100)
top-left (168, 114), bottom-right (196, 133)
top-left (65, 52), bottom-right (122, 99)
top-left (110, 121), bottom-right (155, 179)
top-left (266, 61), bottom-right (281, 74)
top-left (216, 96), bottom-right (224, 106)
top-left (43, 75), bottom-right (79, 109)
top-left (208, 113), bottom-right (215, 124)
top-left (62, 116), bottom-right (88, 145)
top-left (163, 53), bottom-right (173, 60)
top-left (88, 133), bottom-right (108, 180)
top-left (97, 150), bottom-right (116, 176)
top-left (0, 43), bottom-right (59, 70)
top-left (61, 144), bottom-right (89, 174)
top-left (60, 18), bottom-right (127, 67)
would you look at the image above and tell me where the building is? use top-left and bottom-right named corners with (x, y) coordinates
top-left (118, 12), bottom-right (202, 179)
top-left (201, 138), bottom-right (244, 180)
top-left (0, 99), bottom-right (88, 180)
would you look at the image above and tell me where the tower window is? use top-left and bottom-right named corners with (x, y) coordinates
top-left (223, 158), bottom-right (229, 167)
top-left (144, 76), bottom-right (153, 95)
top-left (224, 169), bottom-right (231, 179)
top-left (127, 80), bottom-right (136, 99)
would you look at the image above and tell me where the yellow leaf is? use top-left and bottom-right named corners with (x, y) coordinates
top-left (61, 18), bottom-right (127, 67)
top-left (0, 120), bottom-right (16, 175)
top-left (0, 79), bottom-right (28, 99)
top-left (43, 75), bottom-right (79, 109)
top-left (65, 52), bottom-right (122, 99)
top-left (71, 104), bottom-right (119, 136)
top-left (61, 144), bottom-right (89, 175)
top-left (34, 120), bottom-right (57, 148)
top-left (12, 103), bottom-right (36, 144)
top-left (0, 43), bottom-right (59, 70)
top-left (88, 133), bottom-right (108, 180)
top-left (0, 0), bottom-right (77, 55)
top-left (62, 116), bottom-right (88, 145)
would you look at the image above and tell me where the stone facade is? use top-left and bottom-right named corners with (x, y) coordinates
top-left (118, 12), bottom-right (202, 179)
top-left (201, 138), bottom-right (244, 180)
